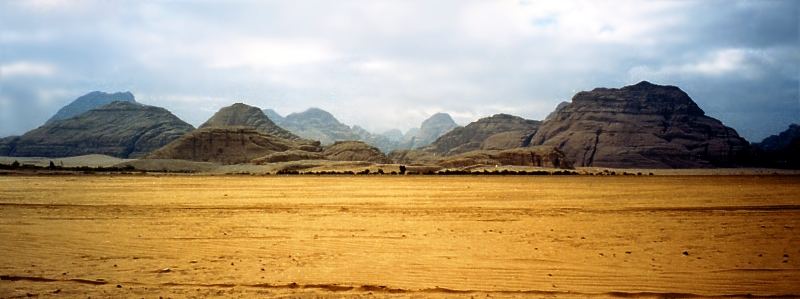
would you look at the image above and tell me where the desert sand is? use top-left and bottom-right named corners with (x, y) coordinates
top-left (1, 175), bottom-right (798, 298)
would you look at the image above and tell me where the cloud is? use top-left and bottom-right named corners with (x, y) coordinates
top-left (0, 0), bottom-right (796, 141)
top-left (0, 61), bottom-right (56, 78)
top-left (628, 48), bottom-right (776, 80)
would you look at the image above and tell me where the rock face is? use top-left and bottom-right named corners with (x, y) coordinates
top-left (753, 124), bottom-right (800, 168)
top-left (437, 147), bottom-right (572, 169)
top-left (279, 108), bottom-right (360, 145)
top-left (3, 101), bottom-right (194, 158)
top-left (403, 113), bottom-right (459, 149)
top-left (322, 141), bottom-right (390, 163)
top-left (424, 114), bottom-right (541, 156)
top-left (529, 81), bottom-right (751, 168)
top-left (148, 127), bottom-right (322, 164)
top-left (262, 109), bottom-right (285, 124)
top-left (252, 150), bottom-right (325, 164)
top-left (46, 91), bottom-right (136, 124)
top-left (201, 103), bottom-right (299, 140)
top-left (0, 136), bottom-right (20, 156)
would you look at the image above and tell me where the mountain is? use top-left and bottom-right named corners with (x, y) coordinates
top-left (2, 101), bottom-right (194, 158)
top-left (46, 91), bottom-right (135, 124)
top-left (148, 127), bottom-right (321, 164)
top-left (200, 103), bottom-right (299, 140)
top-left (423, 113), bottom-right (541, 156)
top-left (322, 141), bottom-right (390, 163)
top-left (403, 113), bottom-right (459, 149)
top-left (381, 129), bottom-right (404, 142)
top-left (529, 81), bottom-right (751, 168)
top-left (280, 108), bottom-right (360, 145)
top-left (263, 109), bottom-right (285, 124)
top-left (437, 147), bottom-right (572, 169)
top-left (752, 123), bottom-right (799, 168)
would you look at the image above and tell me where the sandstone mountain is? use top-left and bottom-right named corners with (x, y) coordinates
top-left (529, 81), bottom-right (750, 168)
top-left (201, 103), bottom-right (299, 140)
top-left (753, 123), bottom-right (799, 168)
top-left (2, 101), bottom-right (194, 158)
top-left (278, 108), bottom-right (361, 145)
top-left (437, 147), bottom-right (572, 169)
top-left (46, 91), bottom-right (136, 124)
top-left (403, 113), bottom-right (460, 149)
top-left (148, 127), bottom-right (321, 164)
top-left (322, 141), bottom-right (390, 163)
top-left (351, 125), bottom-right (401, 154)
top-left (423, 114), bottom-right (541, 156)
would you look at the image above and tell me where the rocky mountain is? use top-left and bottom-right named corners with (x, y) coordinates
top-left (403, 113), bottom-right (459, 149)
top-left (529, 81), bottom-right (751, 168)
top-left (380, 129), bottom-right (404, 142)
top-left (437, 147), bottom-right (572, 169)
top-left (422, 114), bottom-right (541, 156)
top-left (2, 101), bottom-right (194, 158)
top-left (278, 108), bottom-right (361, 145)
top-left (201, 103), bottom-right (299, 140)
top-left (46, 91), bottom-right (136, 124)
top-left (752, 123), bottom-right (799, 168)
top-left (322, 141), bottom-right (390, 163)
top-left (263, 109), bottom-right (285, 124)
top-left (258, 108), bottom-right (458, 154)
top-left (148, 127), bottom-right (321, 164)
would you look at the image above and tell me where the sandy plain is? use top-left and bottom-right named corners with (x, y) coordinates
top-left (0, 175), bottom-right (798, 298)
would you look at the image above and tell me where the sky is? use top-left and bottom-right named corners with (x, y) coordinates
top-left (0, 0), bottom-right (797, 142)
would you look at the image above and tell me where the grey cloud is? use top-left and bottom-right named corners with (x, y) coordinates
top-left (0, 0), bottom-right (797, 141)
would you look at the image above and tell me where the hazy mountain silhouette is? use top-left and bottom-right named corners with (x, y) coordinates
top-left (46, 91), bottom-right (136, 124)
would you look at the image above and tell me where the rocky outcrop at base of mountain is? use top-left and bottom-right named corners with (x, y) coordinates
top-left (252, 150), bottom-right (325, 164)
top-left (322, 141), bottom-right (390, 163)
top-left (529, 81), bottom-right (751, 168)
top-left (201, 103), bottom-right (299, 140)
top-left (437, 147), bottom-right (572, 169)
top-left (148, 127), bottom-right (322, 164)
top-left (388, 149), bottom-right (440, 165)
top-left (46, 91), bottom-right (136, 124)
top-left (753, 123), bottom-right (799, 169)
top-left (2, 101), bottom-right (194, 158)
top-left (423, 114), bottom-right (540, 156)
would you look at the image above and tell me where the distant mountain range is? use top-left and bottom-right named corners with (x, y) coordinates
top-left (1, 81), bottom-right (797, 169)
top-left (263, 108), bottom-right (458, 153)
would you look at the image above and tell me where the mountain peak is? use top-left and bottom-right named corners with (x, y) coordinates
top-left (46, 91), bottom-right (137, 124)
top-left (421, 112), bottom-right (457, 128)
top-left (200, 103), bottom-right (299, 140)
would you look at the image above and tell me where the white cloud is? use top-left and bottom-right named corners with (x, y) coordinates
top-left (202, 38), bottom-right (339, 70)
top-left (628, 48), bottom-right (774, 80)
top-left (0, 61), bottom-right (56, 78)
top-left (0, 0), bottom-right (796, 141)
